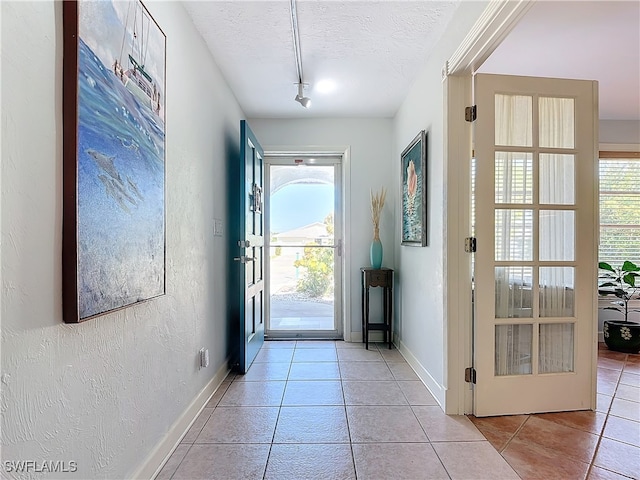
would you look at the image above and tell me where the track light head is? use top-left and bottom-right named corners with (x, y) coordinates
top-left (294, 83), bottom-right (311, 108)
top-left (295, 95), bottom-right (311, 108)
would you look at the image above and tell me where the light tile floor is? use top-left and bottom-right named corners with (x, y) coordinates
top-left (469, 344), bottom-right (640, 480)
top-left (158, 341), bottom-right (639, 480)
top-left (157, 340), bottom-right (518, 480)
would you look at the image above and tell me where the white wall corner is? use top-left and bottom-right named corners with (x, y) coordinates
top-left (134, 360), bottom-right (231, 480)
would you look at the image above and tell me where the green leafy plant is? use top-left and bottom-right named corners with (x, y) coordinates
top-left (294, 244), bottom-right (333, 297)
top-left (598, 261), bottom-right (640, 322)
top-left (293, 214), bottom-right (334, 298)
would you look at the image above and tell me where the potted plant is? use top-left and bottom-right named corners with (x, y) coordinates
top-left (598, 261), bottom-right (640, 353)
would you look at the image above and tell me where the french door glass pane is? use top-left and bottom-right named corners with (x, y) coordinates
top-left (539, 267), bottom-right (575, 317)
top-left (495, 152), bottom-right (533, 204)
top-left (539, 323), bottom-right (575, 373)
top-left (495, 324), bottom-right (533, 376)
top-left (539, 210), bottom-right (575, 261)
top-left (539, 97), bottom-right (575, 149)
top-left (540, 154), bottom-right (575, 205)
top-left (495, 94), bottom-right (533, 147)
top-left (495, 267), bottom-right (533, 318)
top-left (495, 209), bottom-right (533, 261)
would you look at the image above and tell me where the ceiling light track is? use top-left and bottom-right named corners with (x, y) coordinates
top-left (290, 0), bottom-right (311, 108)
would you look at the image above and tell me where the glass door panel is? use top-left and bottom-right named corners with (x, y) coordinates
top-left (495, 94), bottom-right (533, 147)
top-left (495, 152), bottom-right (533, 204)
top-left (495, 324), bottom-right (533, 376)
top-left (539, 154), bottom-right (575, 204)
top-left (539, 323), bottom-right (575, 373)
top-left (266, 160), bottom-right (342, 338)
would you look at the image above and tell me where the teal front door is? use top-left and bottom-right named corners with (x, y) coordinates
top-left (232, 120), bottom-right (265, 373)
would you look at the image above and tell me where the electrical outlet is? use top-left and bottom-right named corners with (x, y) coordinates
top-left (199, 348), bottom-right (209, 368)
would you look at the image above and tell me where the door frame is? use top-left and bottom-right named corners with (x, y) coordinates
top-left (443, 0), bottom-right (538, 414)
top-left (263, 146), bottom-right (351, 341)
top-left (264, 153), bottom-right (344, 339)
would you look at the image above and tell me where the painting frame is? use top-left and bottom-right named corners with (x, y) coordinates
top-left (62, 0), bottom-right (167, 323)
top-left (400, 130), bottom-right (428, 246)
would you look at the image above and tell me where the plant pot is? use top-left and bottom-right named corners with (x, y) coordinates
top-left (603, 320), bottom-right (640, 353)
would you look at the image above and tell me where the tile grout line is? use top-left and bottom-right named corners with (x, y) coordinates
top-left (338, 351), bottom-right (359, 480)
top-left (261, 356), bottom-right (290, 480)
top-left (498, 414), bottom-right (531, 456)
top-left (585, 352), bottom-right (630, 480)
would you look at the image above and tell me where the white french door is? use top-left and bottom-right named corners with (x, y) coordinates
top-left (473, 73), bottom-right (598, 416)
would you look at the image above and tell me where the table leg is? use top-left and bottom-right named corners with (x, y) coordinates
top-left (365, 286), bottom-right (370, 350)
top-left (387, 287), bottom-right (392, 349)
top-left (361, 277), bottom-right (365, 344)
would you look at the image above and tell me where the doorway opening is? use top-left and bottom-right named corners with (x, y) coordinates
top-left (265, 155), bottom-right (343, 339)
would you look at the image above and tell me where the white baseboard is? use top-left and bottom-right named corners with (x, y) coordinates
top-left (132, 360), bottom-right (231, 480)
top-left (396, 339), bottom-right (445, 409)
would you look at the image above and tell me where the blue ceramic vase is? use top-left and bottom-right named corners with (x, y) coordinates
top-left (370, 239), bottom-right (383, 269)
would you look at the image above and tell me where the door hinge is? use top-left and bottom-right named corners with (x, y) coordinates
top-left (464, 237), bottom-right (477, 253)
top-left (465, 367), bottom-right (476, 384)
top-left (465, 105), bottom-right (477, 122)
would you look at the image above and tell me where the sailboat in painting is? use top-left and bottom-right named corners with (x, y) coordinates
top-left (113, 0), bottom-right (161, 116)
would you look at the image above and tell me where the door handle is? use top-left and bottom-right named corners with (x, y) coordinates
top-left (233, 256), bottom-right (256, 263)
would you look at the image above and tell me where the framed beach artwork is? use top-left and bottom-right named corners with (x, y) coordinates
top-left (401, 131), bottom-right (428, 246)
top-left (62, 0), bottom-right (166, 323)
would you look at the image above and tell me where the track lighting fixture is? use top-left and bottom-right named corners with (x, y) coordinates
top-left (290, 0), bottom-right (311, 108)
top-left (294, 83), bottom-right (311, 108)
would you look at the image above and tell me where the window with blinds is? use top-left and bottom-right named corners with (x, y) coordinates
top-left (599, 153), bottom-right (640, 265)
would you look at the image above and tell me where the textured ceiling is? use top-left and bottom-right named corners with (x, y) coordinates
top-left (183, 0), bottom-right (459, 118)
top-left (183, 1), bottom-right (640, 121)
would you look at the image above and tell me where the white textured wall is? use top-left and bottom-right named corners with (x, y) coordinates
top-left (1, 1), bottom-right (243, 478)
top-left (247, 118), bottom-right (394, 338)
top-left (392, 1), bottom-right (488, 405)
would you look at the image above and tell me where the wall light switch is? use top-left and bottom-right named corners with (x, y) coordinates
top-left (213, 218), bottom-right (223, 237)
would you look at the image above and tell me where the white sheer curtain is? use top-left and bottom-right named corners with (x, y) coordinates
top-left (494, 94), bottom-right (575, 376)
top-left (495, 324), bottom-right (532, 375)
top-left (539, 323), bottom-right (574, 373)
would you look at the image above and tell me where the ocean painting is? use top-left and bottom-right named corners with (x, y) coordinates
top-left (64, 0), bottom-right (165, 321)
top-left (401, 131), bottom-right (427, 246)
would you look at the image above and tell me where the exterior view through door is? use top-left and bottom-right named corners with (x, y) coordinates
top-left (265, 156), bottom-right (343, 339)
top-left (473, 74), bottom-right (598, 416)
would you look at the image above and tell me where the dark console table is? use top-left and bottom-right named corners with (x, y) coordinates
top-left (360, 267), bottom-right (394, 350)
